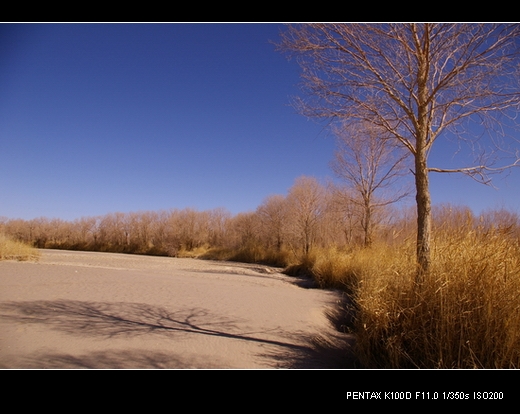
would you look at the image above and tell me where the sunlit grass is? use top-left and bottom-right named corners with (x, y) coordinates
top-left (305, 227), bottom-right (520, 368)
top-left (0, 233), bottom-right (40, 262)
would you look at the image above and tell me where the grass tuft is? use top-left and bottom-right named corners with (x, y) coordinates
top-left (0, 233), bottom-right (40, 262)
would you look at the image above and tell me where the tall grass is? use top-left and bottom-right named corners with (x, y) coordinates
top-left (304, 227), bottom-right (520, 368)
top-left (0, 233), bottom-right (40, 261)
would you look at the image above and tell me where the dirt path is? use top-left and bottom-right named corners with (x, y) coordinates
top-left (0, 250), bottom-right (355, 369)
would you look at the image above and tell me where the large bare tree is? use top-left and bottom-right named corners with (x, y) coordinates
top-left (331, 121), bottom-right (411, 247)
top-left (278, 23), bottom-right (520, 281)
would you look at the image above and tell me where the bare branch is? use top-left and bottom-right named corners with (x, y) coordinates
top-left (429, 159), bottom-right (520, 186)
top-left (331, 121), bottom-right (412, 246)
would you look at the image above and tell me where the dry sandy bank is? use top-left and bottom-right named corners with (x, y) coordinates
top-left (0, 249), bottom-right (355, 369)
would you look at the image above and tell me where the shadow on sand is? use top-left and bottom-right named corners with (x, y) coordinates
top-left (1, 349), bottom-right (223, 369)
top-left (0, 299), bottom-right (359, 369)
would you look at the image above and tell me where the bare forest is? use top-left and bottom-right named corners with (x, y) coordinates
top-left (0, 176), bottom-right (408, 265)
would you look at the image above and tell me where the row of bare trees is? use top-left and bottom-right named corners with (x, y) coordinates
top-left (2, 183), bottom-right (519, 267)
top-left (0, 176), bottom-right (404, 260)
top-left (1, 208), bottom-right (230, 256)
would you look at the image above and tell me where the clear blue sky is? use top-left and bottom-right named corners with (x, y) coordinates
top-left (1, 23), bottom-right (519, 221)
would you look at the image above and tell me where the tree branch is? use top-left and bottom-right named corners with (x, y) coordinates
top-left (428, 159), bottom-right (520, 185)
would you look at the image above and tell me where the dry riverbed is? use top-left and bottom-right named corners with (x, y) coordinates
top-left (0, 249), bottom-right (355, 369)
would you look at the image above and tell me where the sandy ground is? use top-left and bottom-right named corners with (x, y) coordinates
top-left (0, 250), bottom-right (355, 369)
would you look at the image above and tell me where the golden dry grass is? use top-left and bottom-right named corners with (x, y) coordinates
top-left (0, 233), bottom-right (40, 262)
top-left (304, 227), bottom-right (520, 368)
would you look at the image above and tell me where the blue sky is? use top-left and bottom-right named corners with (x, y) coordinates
top-left (1, 23), bottom-right (519, 221)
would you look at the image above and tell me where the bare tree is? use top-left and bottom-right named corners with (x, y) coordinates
top-left (256, 194), bottom-right (288, 251)
top-left (207, 207), bottom-right (232, 247)
top-left (331, 121), bottom-right (411, 246)
top-left (286, 176), bottom-right (325, 256)
top-left (278, 23), bottom-right (520, 281)
top-left (325, 183), bottom-right (361, 246)
top-left (230, 211), bottom-right (261, 248)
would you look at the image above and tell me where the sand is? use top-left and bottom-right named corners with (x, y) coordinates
top-left (0, 249), bottom-right (355, 369)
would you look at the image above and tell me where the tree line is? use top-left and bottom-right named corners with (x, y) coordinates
top-left (0, 176), bottom-right (412, 264)
top-left (2, 174), bottom-right (518, 269)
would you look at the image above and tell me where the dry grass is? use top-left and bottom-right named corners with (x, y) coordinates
top-left (202, 244), bottom-right (294, 268)
top-left (304, 227), bottom-right (520, 368)
top-left (176, 244), bottom-right (212, 259)
top-left (0, 233), bottom-right (40, 262)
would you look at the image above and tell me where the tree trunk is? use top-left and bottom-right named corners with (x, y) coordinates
top-left (363, 198), bottom-right (373, 247)
top-left (415, 151), bottom-right (432, 283)
top-left (414, 23), bottom-right (432, 284)
top-left (304, 222), bottom-right (310, 256)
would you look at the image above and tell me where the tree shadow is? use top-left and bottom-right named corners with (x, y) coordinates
top-left (0, 299), bottom-right (358, 368)
top-left (262, 330), bottom-right (360, 369)
top-left (0, 349), bottom-right (222, 369)
top-left (262, 293), bottom-right (362, 369)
